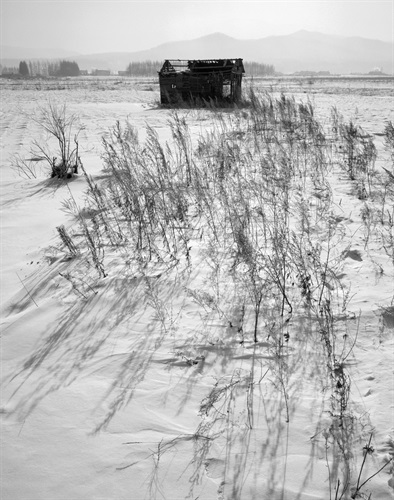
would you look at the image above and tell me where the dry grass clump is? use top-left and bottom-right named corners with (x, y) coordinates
top-left (52, 90), bottom-right (393, 498)
top-left (11, 102), bottom-right (83, 179)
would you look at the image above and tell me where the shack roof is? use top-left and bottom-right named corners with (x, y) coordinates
top-left (159, 59), bottom-right (245, 75)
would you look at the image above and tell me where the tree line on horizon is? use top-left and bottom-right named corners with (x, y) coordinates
top-left (125, 61), bottom-right (162, 76)
top-left (1, 60), bottom-right (81, 77)
top-left (2, 58), bottom-right (275, 78)
top-left (244, 61), bottom-right (275, 76)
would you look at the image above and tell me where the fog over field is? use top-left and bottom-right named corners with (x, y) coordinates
top-left (2, 0), bottom-right (393, 53)
top-left (2, 31), bottom-right (394, 75)
top-left (1, 0), bottom-right (393, 74)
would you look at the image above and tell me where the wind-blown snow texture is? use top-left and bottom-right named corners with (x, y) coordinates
top-left (1, 76), bottom-right (393, 500)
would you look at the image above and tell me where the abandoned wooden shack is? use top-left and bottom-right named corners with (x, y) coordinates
top-left (158, 59), bottom-right (245, 104)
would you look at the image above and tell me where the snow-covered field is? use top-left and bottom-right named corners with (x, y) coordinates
top-left (1, 76), bottom-right (393, 500)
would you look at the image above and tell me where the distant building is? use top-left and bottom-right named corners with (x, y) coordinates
top-left (92, 69), bottom-right (111, 76)
top-left (79, 70), bottom-right (89, 76)
top-left (158, 59), bottom-right (245, 104)
top-left (1, 67), bottom-right (18, 76)
top-left (368, 67), bottom-right (387, 76)
top-left (118, 70), bottom-right (128, 76)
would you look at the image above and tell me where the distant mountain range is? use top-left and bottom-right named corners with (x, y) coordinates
top-left (1, 31), bottom-right (393, 75)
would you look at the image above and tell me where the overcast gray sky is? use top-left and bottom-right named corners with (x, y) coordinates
top-left (1, 0), bottom-right (393, 54)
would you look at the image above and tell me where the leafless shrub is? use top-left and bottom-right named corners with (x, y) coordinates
top-left (10, 154), bottom-right (40, 179)
top-left (11, 101), bottom-right (84, 179)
